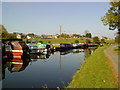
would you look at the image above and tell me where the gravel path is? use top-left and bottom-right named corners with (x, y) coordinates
top-left (104, 45), bottom-right (119, 73)
top-left (104, 45), bottom-right (120, 86)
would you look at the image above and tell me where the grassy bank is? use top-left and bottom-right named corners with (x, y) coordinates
top-left (23, 38), bottom-right (114, 44)
top-left (67, 45), bottom-right (118, 88)
top-left (23, 38), bottom-right (85, 44)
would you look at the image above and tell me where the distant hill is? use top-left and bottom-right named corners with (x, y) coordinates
top-left (0, 25), bottom-right (8, 35)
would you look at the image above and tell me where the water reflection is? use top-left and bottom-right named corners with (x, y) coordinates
top-left (2, 57), bottom-right (30, 80)
top-left (29, 52), bottom-right (51, 61)
top-left (60, 49), bottom-right (85, 55)
top-left (60, 49), bottom-right (73, 55)
top-left (84, 48), bottom-right (96, 59)
top-left (2, 52), bottom-right (52, 78)
top-left (2, 48), bottom-right (95, 88)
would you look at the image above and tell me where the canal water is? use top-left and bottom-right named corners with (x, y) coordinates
top-left (2, 49), bottom-right (93, 88)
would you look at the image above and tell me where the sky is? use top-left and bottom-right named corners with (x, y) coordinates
top-left (0, 2), bottom-right (2, 24)
top-left (2, 0), bottom-right (111, 2)
top-left (2, 2), bottom-right (117, 39)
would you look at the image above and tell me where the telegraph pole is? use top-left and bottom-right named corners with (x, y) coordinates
top-left (60, 25), bottom-right (62, 38)
top-left (60, 25), bottom-right (62, 35)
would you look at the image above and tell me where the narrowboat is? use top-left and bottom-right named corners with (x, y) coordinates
top-left (2, 39), bottom-right (29, 58)
top-left (27, 43), bottom-right (51, 54)
top-left (56, 43), bottom-right (73, 51)
top-left (27, 44), bottom-right (41, 53)
top-left (36, 43), bottom-right (51, 52)
top-left (72, 43), bottom-right (82, 49)
top-left (87, 44), bottom-right (98, 48)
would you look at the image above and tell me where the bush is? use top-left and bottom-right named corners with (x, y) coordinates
top-left (93, 36), bottom-right (100, 44)
top-left (74, 40), bottom-right (79, 43)
top-left (115, 36), bottom-right (120, 43)
top-left (48, 41), bottom-right (51, 44)
top-left (39, 41), bottom-right (43, 44)
top-left (85, 39), bottom-right (91, 43)
top-left (100, 39), bottom-right (105, 43)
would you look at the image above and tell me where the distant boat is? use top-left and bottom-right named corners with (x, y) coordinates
top-left (27, 44), bottom-right (41, 53)
top-left (36, 43), bottom-right (51, 52)
top-left (27, 43), bottom-right (51, 54)
top-left (56, 43), bottom-right (73, 51)
top-left (72, 43), bottom-right (82, 49)
top-left (87, 44), bottom-right (98, 49)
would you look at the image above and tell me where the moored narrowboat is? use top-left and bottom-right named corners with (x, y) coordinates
top-left (56, 43), bottom-right (73, 51)
top-left (2, 39), bottom-right (29, 58)
top-left (27, 43), bottom-right (51, 54)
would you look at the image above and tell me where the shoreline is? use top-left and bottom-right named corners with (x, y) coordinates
top-left (67, 45), bottom-right (118, 88)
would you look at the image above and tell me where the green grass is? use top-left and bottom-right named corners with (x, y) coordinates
top-left (67, 45), bottom-right (118, 88)
top-left (23, 38), bottom-right (115, 45)
top-left (23, 38), bottom-right (85, 44)
top-left (105, 39), bottom-right (115, 43)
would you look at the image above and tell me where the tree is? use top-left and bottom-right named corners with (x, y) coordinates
top-left (93, 36), bottom-right (100, 44)
top-left (72, 34), bottom-right (81, 38)
top-left (0, 25), bottom-right (8, 34)
top-left (27, 33), bottom-right (35, 37)
top-left (85, 39), bottom-right (91, 43)
top-left (86, 33), bottom-right (92, 38)
top-left (60, 33), bottom-right (70, 38)
top-left (0, 25), bottom-right (8, 38)
top-left (101, 2), bottom-right (120, 34)
top-left (0, 25), bottom-right (17, 39)
top-left (115, 35), bottom-right (120, 43)
top-left (84, 49), bottom-right (91, 59)
top-left (102, 36), bottom-right (108, 40)
top-left (41, 35), bottom-right (46, 38)
top-left (7, 33), bottom-right (16, 39)
top-left (84, 30), bottom-right (89, 35)
top-left (100, 39), bottom-right (106, 43)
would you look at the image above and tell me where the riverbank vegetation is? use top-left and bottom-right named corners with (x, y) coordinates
top-left (114, 45), bottom-right (120, 54)
top-left (67, 45), bottom-right (118, 88)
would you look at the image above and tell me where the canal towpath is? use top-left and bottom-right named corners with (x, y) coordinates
top-left (104, 45), bottom-right (120, 87)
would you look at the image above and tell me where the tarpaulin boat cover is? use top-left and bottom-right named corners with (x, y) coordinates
top-left (36, 44), bottom-right (50, 49)
top-left (11, 41), bottom-right (28, 50)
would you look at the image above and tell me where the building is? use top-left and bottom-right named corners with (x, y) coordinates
top-left (16, 33), bottom-right (21, 39)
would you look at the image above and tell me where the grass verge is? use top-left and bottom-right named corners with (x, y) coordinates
top-left (67, 45), bottom-right (118, 88)
top-left (23, 38), bottom-right (85, 44)
top-left (114, 45), bottom-right (120, 54)
top-left (23, 38), bottom-right (115, 44)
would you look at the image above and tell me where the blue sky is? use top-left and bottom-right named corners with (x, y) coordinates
top-left (0, 2), bottom-right (2, 24)
top-left (2, 2), bottom-right (117, 38)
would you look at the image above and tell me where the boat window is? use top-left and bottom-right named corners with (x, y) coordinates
top-left (5, 45), bottom-right (12, 51)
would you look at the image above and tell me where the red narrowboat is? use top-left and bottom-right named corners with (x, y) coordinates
top-left (2, 39), bottom-right (29, 58)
